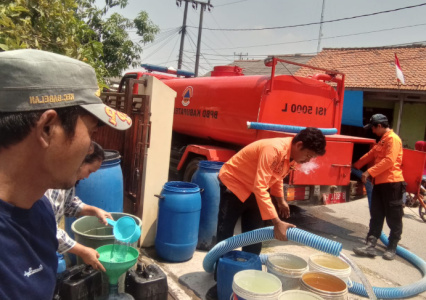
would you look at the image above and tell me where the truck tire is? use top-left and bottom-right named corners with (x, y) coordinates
top-left (183, 157), bottom-right (204, 182)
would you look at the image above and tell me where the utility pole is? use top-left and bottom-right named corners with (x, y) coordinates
top-left (317, 0), bottom-right (326, 53)
top-left (234, 52), bottom-right (248, 60)
top-left (177, 1), bottom-right (188, 70)
top-left (176, 0), bottom-right (213, 77)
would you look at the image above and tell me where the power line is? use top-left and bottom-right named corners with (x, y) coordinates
top-left (185, 30), bottom-right (211, 72)
top-left (189, 23), bottom-right (426, 51)
top-left (205, 12), bottom-right (236, 48)
top-left (166, 34), bottom-right (181, 66)
top-left (188, 3), bottom-right (426, 31)
top-left (186, 40), bottom-right (426, 60)
top-left (138, 27), bottom-right (180, 49)
top-left (214, 0), bottom-right (248, 7)
top-left (142, 31), bottom-right (180, 61)
top-left (187, 30), bottom-right (214, 69)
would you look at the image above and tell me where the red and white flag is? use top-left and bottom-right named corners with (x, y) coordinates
top-left (395, 53), bottom-right (405, 85)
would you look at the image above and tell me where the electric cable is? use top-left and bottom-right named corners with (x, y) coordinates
top-left (142, 30), bottom-right (180, 61)
top-left (189, 3), bottom-right (426, 31)
top-left (208, 23), bottom-right (426, 51)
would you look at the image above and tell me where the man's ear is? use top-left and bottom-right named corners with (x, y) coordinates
top-left (295, 140), bottom-right (304, 150)
top-left (36, 110), bottom-right (59, 148)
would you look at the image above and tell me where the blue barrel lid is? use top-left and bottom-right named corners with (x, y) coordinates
top-left (198, 160), bottom-right (225, 170)
top-left (163, 181), bottom-right (200, 193)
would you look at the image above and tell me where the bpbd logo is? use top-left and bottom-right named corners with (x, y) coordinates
top-left (182, 86), bottom-right (193, 107)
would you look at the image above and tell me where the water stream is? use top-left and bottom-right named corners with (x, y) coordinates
top-left (110, 240), bottom-right (131, 263)
top-left (339, 252), bottom-right (377, 300)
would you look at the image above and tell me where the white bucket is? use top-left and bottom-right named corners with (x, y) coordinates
top-left (266, 253), bottom-right (309, 291)
top-left (232, 270), bottom-right (282, 300)
top-left (300, 271), bottom-right (348, 300)
top-left (308, 254), bottom-right (352, 287)
top-left (279, 290), bottom-right (325, 300)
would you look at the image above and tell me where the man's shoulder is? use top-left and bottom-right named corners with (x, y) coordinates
top-left (45, 188), bottom-right (75, 203)
top-left (259, 137), bottom-right (291, 148)
top-left (385, 130), bottom-right (402, 144)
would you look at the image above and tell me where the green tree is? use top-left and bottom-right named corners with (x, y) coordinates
top-left (0, 0), bottom-right (159, 81)
top-left (77, 0), bottom-right (159, 77)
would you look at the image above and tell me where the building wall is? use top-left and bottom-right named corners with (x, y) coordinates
top-left (398, 102), bottom-right (426, 149)
top-left (364, 98), bottom-right (426, 149)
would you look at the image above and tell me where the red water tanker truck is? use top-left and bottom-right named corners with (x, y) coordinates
top-left (116, 57), bottom-right (374, 205)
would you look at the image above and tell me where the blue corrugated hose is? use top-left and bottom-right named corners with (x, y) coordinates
top-left (247, 121), bottom-right (338, 135)
top-left (203, 170), bottom-right (426, 298)
top-left (203, 227), bottom-right (342, 273)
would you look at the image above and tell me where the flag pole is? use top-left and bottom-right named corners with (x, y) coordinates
top-left (396, 70), bottom-right (403, 135)
top-left (395, 53), bottom-right (404, 135)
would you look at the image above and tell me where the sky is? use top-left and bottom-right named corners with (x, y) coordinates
top-left (102, 0), bottom-right (426, 76)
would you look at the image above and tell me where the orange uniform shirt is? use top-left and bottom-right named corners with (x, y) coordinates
top-left (219, 138), bottom-right (294, 220)
top-left (353, 130), bottom-right (404, 184)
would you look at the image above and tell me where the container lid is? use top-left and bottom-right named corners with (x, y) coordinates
top-left (266, 253), bottom-right (308, 276)
top-left (198, 160), bottom-right (225, 170)
top-left (233, 270), bottom-right (282, 295)
top-left (103, 150), bottom-right (121, 162)
top-left (163, 181), bottom-right (200, 193)
top-left (301, 271), bottom-right (347, 293)
top-left (309, 254), bottom-right (350, 271)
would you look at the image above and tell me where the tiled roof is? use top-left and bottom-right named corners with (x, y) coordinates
top-left (294, 45), bottom-right (426, 91)
top-left (204, 54), bottom-right (314, 76)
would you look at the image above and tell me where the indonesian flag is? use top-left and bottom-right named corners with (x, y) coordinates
top-left (395, 53), bottom-right (405, 85)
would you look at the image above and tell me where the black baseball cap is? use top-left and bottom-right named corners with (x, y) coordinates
top-left (0, 49), bottom-right (132, 130)
top-left (364, 114), bottom-right (388, 130)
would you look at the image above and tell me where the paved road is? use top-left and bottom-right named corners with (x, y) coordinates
top-left (142, 197), bottom-right (426, 300)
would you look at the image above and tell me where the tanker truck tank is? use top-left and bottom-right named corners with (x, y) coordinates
top-left (164, 72), bottom-right (340, 147)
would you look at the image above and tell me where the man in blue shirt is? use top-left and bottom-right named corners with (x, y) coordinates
top-left (0, 50), bottom-right (132, 299)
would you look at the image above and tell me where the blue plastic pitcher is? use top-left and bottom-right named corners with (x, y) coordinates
top-left (106, 216), bottom-right (141, 243)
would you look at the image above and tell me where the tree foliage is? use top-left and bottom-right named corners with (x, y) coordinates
top-left (0, 0), bottom-right (159, 82)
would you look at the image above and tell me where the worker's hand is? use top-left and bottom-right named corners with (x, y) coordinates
top-left (93, 207), bottom-right (113, 226)
top-left (68, 243), bottom-right (106, 272)
top-left (276, 198), bottom-right (290, 219)
top-left (361, 171), bottom-right (371, 183)
top-left (80, 246), bottom-right (106, 272)
top-left (272, 218), bottom-right (296, 241)
top-left (81, 205), bottom-right (113, 226)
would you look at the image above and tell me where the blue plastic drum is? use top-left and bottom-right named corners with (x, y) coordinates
top-left (155, 182), bottom-right (201, 262)
top-left (217, 251), bottom-right (262, 300)
top-left (191, 161), bottom-right (224, 250)
top-left (75, 150), bottom-right (123, 212)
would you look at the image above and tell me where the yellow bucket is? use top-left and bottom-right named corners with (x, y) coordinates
top-left (308, 254), bottom-right (352, 287)
top-left (300, 271), bottom-right (348, 300)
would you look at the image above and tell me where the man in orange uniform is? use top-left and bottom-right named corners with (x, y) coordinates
top-left (217, 127), bottom-right (326, 252)
top-left (206, 127), bottom-right (326, 300)
top-left (353, 114), bottom-right (405, 260)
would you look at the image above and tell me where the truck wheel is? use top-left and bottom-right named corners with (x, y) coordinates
top-left (183, 157), bottom-right (204, 182)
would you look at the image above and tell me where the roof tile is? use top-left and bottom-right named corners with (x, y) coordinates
top-left (295, 45), bottom-right (426, 91)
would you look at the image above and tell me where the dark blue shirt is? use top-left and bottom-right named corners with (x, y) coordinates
top-left (0, 196), bottom-right (58, 299)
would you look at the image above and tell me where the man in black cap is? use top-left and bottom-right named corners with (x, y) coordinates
top-left (0, 49), bottom-right (132, 299)
top-left (352, 114), bottom-right (405, 260)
